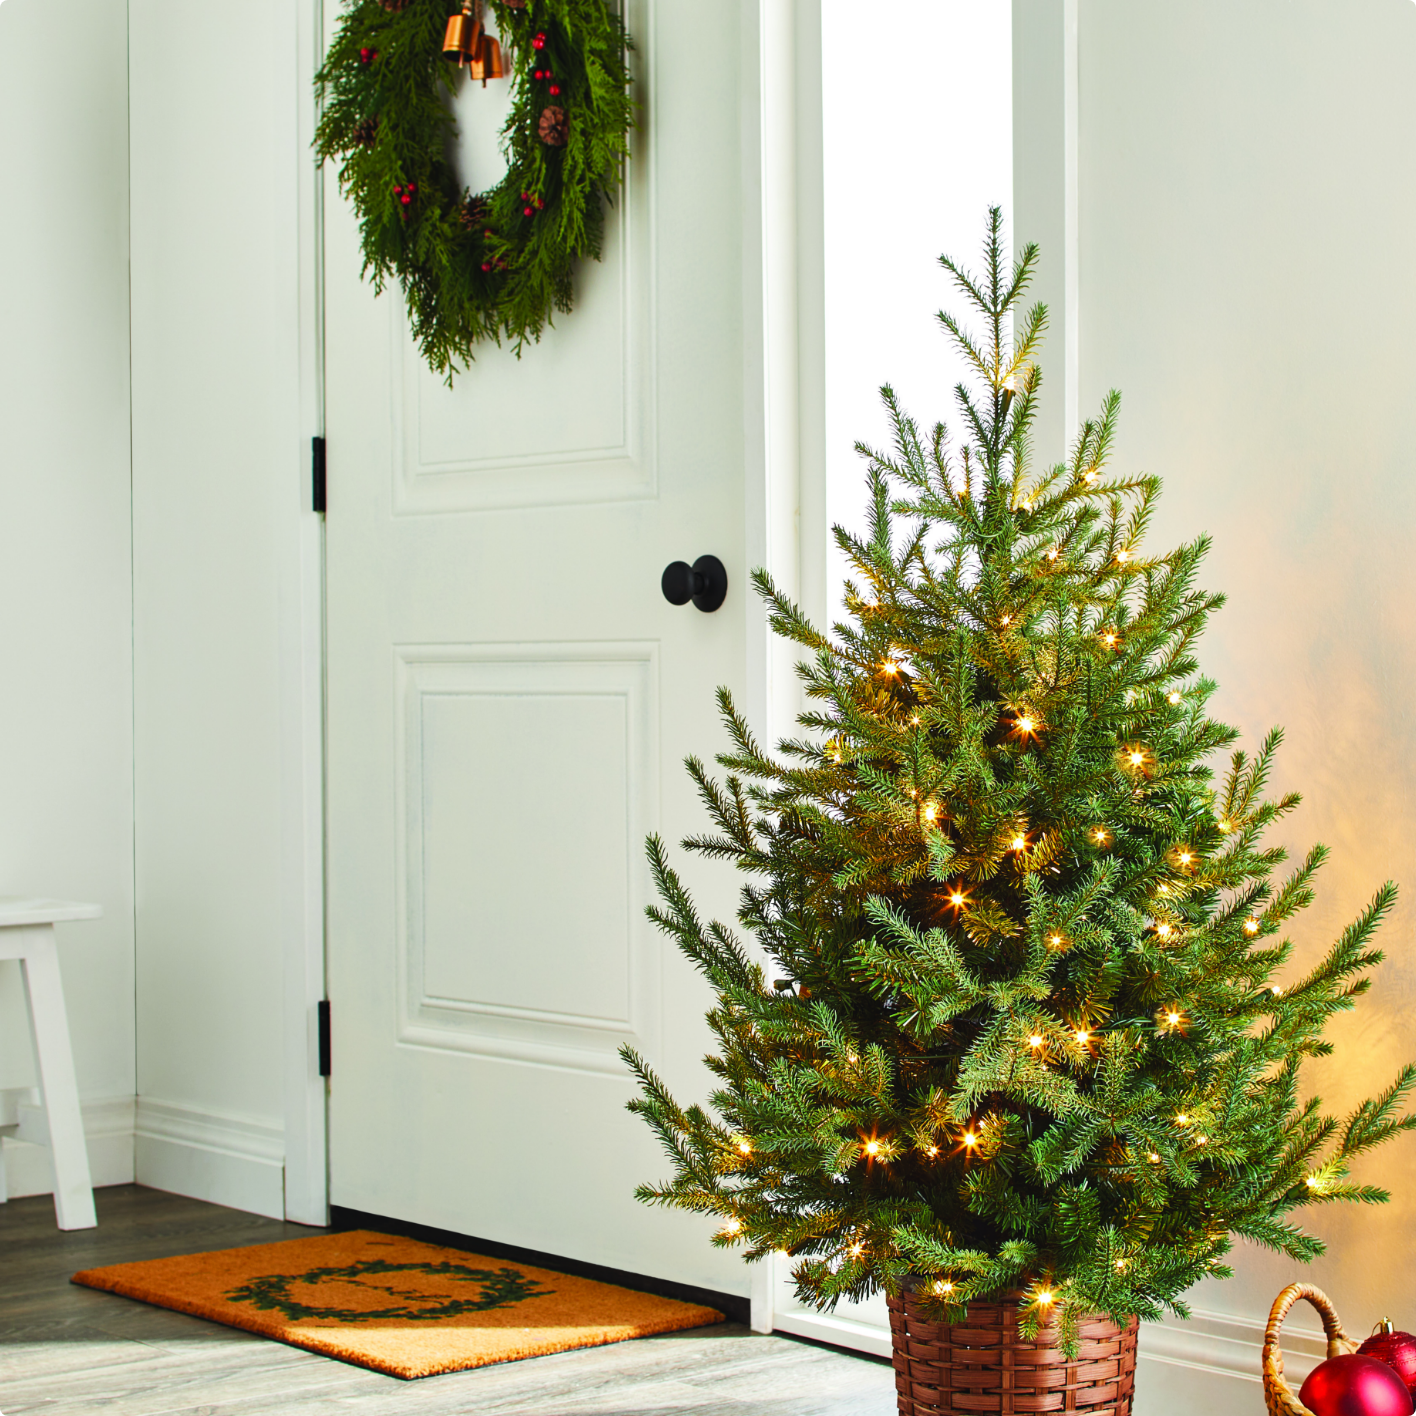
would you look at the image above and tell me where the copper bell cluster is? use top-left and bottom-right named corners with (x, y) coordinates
top-left (442, 1), bottom-right (503, 85)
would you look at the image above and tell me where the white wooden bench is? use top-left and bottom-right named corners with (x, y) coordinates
top-left (0, 899), bottom-right (102, 1229)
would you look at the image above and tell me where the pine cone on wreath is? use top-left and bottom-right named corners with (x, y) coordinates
top-left (538, 106), bottom-right (568, 146)
top-left (353, 117), bottom-right (379, 147)
top-left (378, 0), bottom-right (411, 11)
top-left (458, 195), bottom-right (490, 230)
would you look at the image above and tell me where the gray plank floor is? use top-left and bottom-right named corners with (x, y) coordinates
top-left (0, 1185), bottom-right (893, 1416)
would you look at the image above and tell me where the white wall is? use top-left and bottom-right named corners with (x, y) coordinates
top-left (1071, 3), bottom-right (1416, 1409)
top-left (0, 0), bottom-right (137, 1200)
top-left (128, 0), bottom-right (323, 1222)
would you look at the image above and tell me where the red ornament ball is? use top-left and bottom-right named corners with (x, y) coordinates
top-left (532, 31), bottom-right (546, 49)
top-left (1360, 1325), bottom-right (1416, 1398)
top-left (1300, 1355), bottom-right (1414, 1416)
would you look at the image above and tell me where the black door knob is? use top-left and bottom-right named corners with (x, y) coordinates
top-left (661, 555), bottom-right (728, 613)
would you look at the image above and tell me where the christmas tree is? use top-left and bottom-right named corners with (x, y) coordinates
top-left (622, 209), bottom-right (1416, 1345)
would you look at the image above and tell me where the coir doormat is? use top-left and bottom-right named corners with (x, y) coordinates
top-left (72, 1229), bottom-right (724, 1379)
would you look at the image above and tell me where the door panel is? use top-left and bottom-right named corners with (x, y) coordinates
top-left (324, 0), bottom-right (750, 1293)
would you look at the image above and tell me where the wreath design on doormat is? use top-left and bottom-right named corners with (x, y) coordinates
top-left (226, 1258), bottom-right (552, 1322)
top-left (315, 0), bottom-right (634, 380)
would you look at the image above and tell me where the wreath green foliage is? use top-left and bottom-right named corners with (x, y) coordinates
top-left (315, 0), bottom-right (633, 379)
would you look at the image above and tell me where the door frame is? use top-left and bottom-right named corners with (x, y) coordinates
top-left (280, 0), bottom-right (330, 1229)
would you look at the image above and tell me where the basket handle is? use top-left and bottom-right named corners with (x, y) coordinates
top-left (1264, 1283), bottom-right (1356, 1400)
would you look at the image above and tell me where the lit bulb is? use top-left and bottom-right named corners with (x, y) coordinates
top-left (1129, 750), bottom-right (1145, 766)
top-left (738, 1139), bottom-right (752, 1155)
top-left (881, 661), bottom-right (899, 676)
top-left (1175, 1114), bottom-right (1189, 1126)
top-left (1084, 471), bottom-right (1098, 484)
top-left (1029, 1034), bottom-right (1044, 1048)
top-left (1155, 923), bottom-right (1173, 939)
top-left (1036, 1290), bottom-right (1054, 1306)
top-left (923, 802), bottom-right (939, 822)
top-left (1116, 548), bottom-right (1131, 562)
top-left (1197, 1135), bottom-right (1208, 1145)
top-left (1093, 827), bottom-right (1109, 844)
top-left (1011, 835), bottom-right (1027, 851)
top-left (935, 1280), bottom-right (955, 1295)
top-left (864, 1139), bottom-right (881, 1156)
top-left (1103, 632), bottom-right (1118, 647)
top-left (1305, 1175), bottom-right (1320, 1190)
top-left (1166, 1011), bottom-right (1182, 1026)
top-left (910, 714), bottom-right (920, 725)
top-left (1017, 715), bottom-right (1036, 734)
top-left (1076, 1030), bottom-right (1091, 1045)
top-left (1218, 818), bottom-right (1232, 833)
top-left (1271, 984), bottom-right (1283, 997)
top-left (950, 892), bottom-right (967, 908)
top-left (1167, 691), bottom-right (1182, 705)
top-left (1049, 934), bottom-right (1064, 948)
top-left (926, 1145), bottom-right (939, 1157)
top-left (722, 1218), bottom-right (742, 1235)
top-left (1001, 615), bottom-right (1012, 626)
top-left (1047, 547), bottom-right (1059, 561)
top-left (1177, 850), bottom-right (1193, 866)
top-left (963, 1131), bottom-right (978, 1148)
top-left (1244, 918), bottom-right (1261, 935)
top-left (849, 1243), bottom-right (863, 1257)
top-left (1115, 1259), bottom-right (1127, 1271)
top-left (1148, 1152), bottom-right (1160, 1163)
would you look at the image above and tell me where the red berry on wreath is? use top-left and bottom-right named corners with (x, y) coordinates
top-left (401, 194), bottom-right (412, 206)
top-left (549, 84), bottom-right (560, 95)
top-left (532, 31), bottom-right (546, 49)
top-left (393, 184), bottom-right (402, 194)
top-left (407, 182), bottom-right (417, 193)
top-left (481, 262), bottom-right (492, 271)
top-left (359, 47), bottom-right (370, 62)
top-left (1300, 1355), bottom-right (1414, 1416)
top-left (1360, 1324), bottom-right (1416, 1398)
top-left (523, 206), bottom-right (534, 217)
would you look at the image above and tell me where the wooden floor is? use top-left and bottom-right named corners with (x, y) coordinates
top-left (0, 1185), bottom-right (894, 1416)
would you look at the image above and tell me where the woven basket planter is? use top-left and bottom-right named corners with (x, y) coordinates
top-left (1262, 1283), bottom-right (1357, 1416)
top-left (887, 1287), bottom-right (1139, 1415)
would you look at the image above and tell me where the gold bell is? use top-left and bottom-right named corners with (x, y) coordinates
top-left (470, 32), bottom-right (502, 85)
top-left (442, 2), bottom-right (480, 65)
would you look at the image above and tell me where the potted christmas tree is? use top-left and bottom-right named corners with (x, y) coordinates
top-left (623, 210), bottom-right (1416, 1415)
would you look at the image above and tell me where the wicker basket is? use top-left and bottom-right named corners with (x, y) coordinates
top-left (1263, 1283), bottom-right (1358, 1416)
top-left (887, 1287), bottom-right (1139, 1415)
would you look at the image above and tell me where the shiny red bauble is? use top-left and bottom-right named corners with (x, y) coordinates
top-left (1300, 1354), bottom-right (1414, 1416)
top-left (1359, 1324), bottom-right (1416, 1398)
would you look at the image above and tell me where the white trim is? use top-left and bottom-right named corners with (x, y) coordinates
top-left (279, 0), bottom-right (329, 1229)
top-left (1139, 1305), bottom-right (1325, 1389)
top-left (0, 1094), bottom-right (135, 1203)
top-left (134, 1098), bottom-right (285, 1221)
top-left (773, 1306), bottom-right (893, 1360)
top-left (1061, 0), bottom-right (1079, 446)
top-left (744, 0), bottom-right (822, 747)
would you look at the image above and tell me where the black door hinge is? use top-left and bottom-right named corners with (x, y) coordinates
top-left (312, 436), bottom-right (327, 514)
top-left (317, 999), bottom-right (331, 1077)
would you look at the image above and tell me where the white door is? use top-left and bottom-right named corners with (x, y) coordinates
top-left (323, 1), bottom-right (755, 1294)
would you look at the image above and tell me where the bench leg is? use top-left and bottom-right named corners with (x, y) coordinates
top-left (21, 927), bottom-right (96, 1230)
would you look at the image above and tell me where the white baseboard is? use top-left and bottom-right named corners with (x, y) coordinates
top-left (0, 1094), bottom-right (135, 1200)
top-left (134, 1098), bottom-right (285, 1220)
